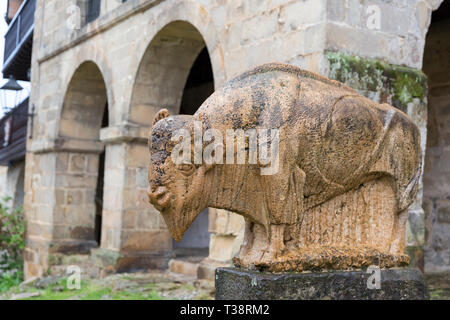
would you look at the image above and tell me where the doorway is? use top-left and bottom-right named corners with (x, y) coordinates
top-left (172, 47), bottom-right (215, 259)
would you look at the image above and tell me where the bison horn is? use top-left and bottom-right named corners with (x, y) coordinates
top-left (152, 109), bottom-right (170, 127)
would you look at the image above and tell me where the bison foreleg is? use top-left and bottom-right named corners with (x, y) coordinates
top-left (257, 165), bottom-right (305, 264)
top-left (258, 224), bottom-right (287, 263)
top-left (238, 219), bottom-right (255, 259)
top-left (260, 165), bottom-right (305, 226)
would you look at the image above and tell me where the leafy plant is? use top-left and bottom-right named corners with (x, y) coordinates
top-left (0, 197), bottom-right (26, 292)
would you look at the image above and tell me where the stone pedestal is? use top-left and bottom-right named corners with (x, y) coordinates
top-left (215, 267), bottom-right (429, 300)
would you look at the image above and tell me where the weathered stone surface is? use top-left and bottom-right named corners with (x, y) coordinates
top-left (91, 248), bottom-right (172, 274)
top-left (35, 276), bottom-right (61, 289)
top-left (422, 19), bottom-right (450, 274)
top-left (9, 292), bottom-right (41, 300)
top-left (21, 0), bottom-right (441, 280)
top-left (169, 259), bottom-right (199, 277)
top-left (148, 63), bottom-right (422, 273)
top-left (326, 51), bottom-right (429, 269)
top-left (215, 267), bottom-right (430, 300)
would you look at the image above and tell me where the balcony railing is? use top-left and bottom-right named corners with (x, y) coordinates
top-left (0, 98), bottom-right (29, 165)
top-left (3, 0), bottom-right (36, 81)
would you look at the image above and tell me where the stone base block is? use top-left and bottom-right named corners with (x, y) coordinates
top-left (91, 248), bottom-right (172, 275)
top-left (197, 259), bottom-right (232, 281)
top-left (49, 240), bottom-right (98, 255)
top-left (215, 267), bottom-right (429, 300)
top-left (169, 259), bottom-right (199, 277)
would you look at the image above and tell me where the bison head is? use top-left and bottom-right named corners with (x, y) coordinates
top-left (147, 109), bottom-right (213, 241)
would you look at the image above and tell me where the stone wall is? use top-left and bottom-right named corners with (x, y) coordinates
top-left (0, 166), bottom-right (7, 198)
top-left (326, 0), bottom-right (436, 69)
top-left (24, 0), bottom-right (446, 278)
top-left (422, 19), bottom-right (450, 273)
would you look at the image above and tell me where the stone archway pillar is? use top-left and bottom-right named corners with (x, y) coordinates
top-left (91, 125), bottom-right (173, 274)
top-left (23, 138), bottom-right (104, 279)
top-left (198, 209), bottom-right (245, 280)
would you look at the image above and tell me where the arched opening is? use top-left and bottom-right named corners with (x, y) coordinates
top-left (173, 47), bottom-right (214, 259)
top-left (422, 2), bottom-right (450, 273)
top-left (57, 61), bottom-right (108, 252)
top-left (129, 21), bottom-right (214, 270)
top-left (129, 21), bottom-right (209, 125)
top-left (60, 61), bottom-right (107, 141)
top-left (95, 104), bottom-right (108, 245)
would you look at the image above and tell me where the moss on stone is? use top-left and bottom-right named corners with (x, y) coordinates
top-left (326, 51), bottom-right (428, 111)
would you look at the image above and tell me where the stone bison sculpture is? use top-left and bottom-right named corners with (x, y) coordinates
top-left (148, 63), bottom-right (422, 272)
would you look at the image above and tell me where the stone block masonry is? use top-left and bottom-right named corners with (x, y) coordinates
top-left (21, 0), bottom-right (447, 278)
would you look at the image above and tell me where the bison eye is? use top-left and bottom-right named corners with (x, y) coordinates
top-left (178, 163), bottom-right (195, 175)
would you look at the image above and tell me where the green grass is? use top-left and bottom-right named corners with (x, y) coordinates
top-left (4, 277), bottom-right (168, 300)
top-left (429, 288), bottom-right (450, 300)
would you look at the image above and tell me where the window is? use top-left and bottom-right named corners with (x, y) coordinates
top-left (85, 0), bottom-right (128, 24)
top-left (86, 0), bottom-right (101, 24)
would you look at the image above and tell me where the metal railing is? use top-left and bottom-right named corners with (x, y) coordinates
top-left (3, 0), bottom-right (36, 68)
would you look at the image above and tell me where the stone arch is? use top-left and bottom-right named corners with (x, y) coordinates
top-left (125, 20), bottom-right (216, 267)
top-left (128, 20), bottom-right (215, 126)
top-left (59, 61), bottom-right (108, 141)
top-left (125, 18), bottom-right (242, 277)
top-left (52, 60), bottom-right (109, 253)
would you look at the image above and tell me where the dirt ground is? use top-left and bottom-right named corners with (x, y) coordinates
top-left (1, 269), bottom-right (448, 300)
top-left (425, 272), bottom-right (450, 300)
top-left (0, 271), bottom-right (215, 300)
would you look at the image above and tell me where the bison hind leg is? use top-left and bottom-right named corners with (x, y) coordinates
top-left (389, 208), bottom-right (408, 255)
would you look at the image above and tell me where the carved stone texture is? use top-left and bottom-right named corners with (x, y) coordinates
top-left (147, 63), bottom-right (422, 272)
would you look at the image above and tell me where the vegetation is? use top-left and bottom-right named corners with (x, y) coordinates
top-left (0, 274), bottom-right (216, 300)
top-left (18, 278), bottom-right (164, 300)
top-left (326, 51), bottom-right (427, 112)
top-left (0, 197), bottom-right (26, 293)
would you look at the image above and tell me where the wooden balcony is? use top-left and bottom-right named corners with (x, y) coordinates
top-left (0, 98), bottom-right (29, 165)
top-left (2, 0), bottom-right (35, 81)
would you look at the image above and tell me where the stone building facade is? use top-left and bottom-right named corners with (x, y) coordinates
top-left (22, 0), bottom-right (449, 279)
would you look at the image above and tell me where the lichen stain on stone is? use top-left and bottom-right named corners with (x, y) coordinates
top-left (326, 51), bottom-right (428, 112)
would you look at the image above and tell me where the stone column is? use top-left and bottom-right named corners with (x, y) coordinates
top-left (23, 138), bottom-right (104, 279)
top-left (91, 125), bottom-right (173, 273)
top-left (198, 209), bottom-right (244, 280)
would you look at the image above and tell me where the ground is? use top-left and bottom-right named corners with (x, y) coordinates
top-left (1, 269), bottom-right (448, 300)
top-left (425, 272), bottom-right (450, 300)
top-left (0, 271), bottom-right (215, 300)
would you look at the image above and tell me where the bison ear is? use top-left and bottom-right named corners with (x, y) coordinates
top-left (152, 109), bottom-right (170, 127)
